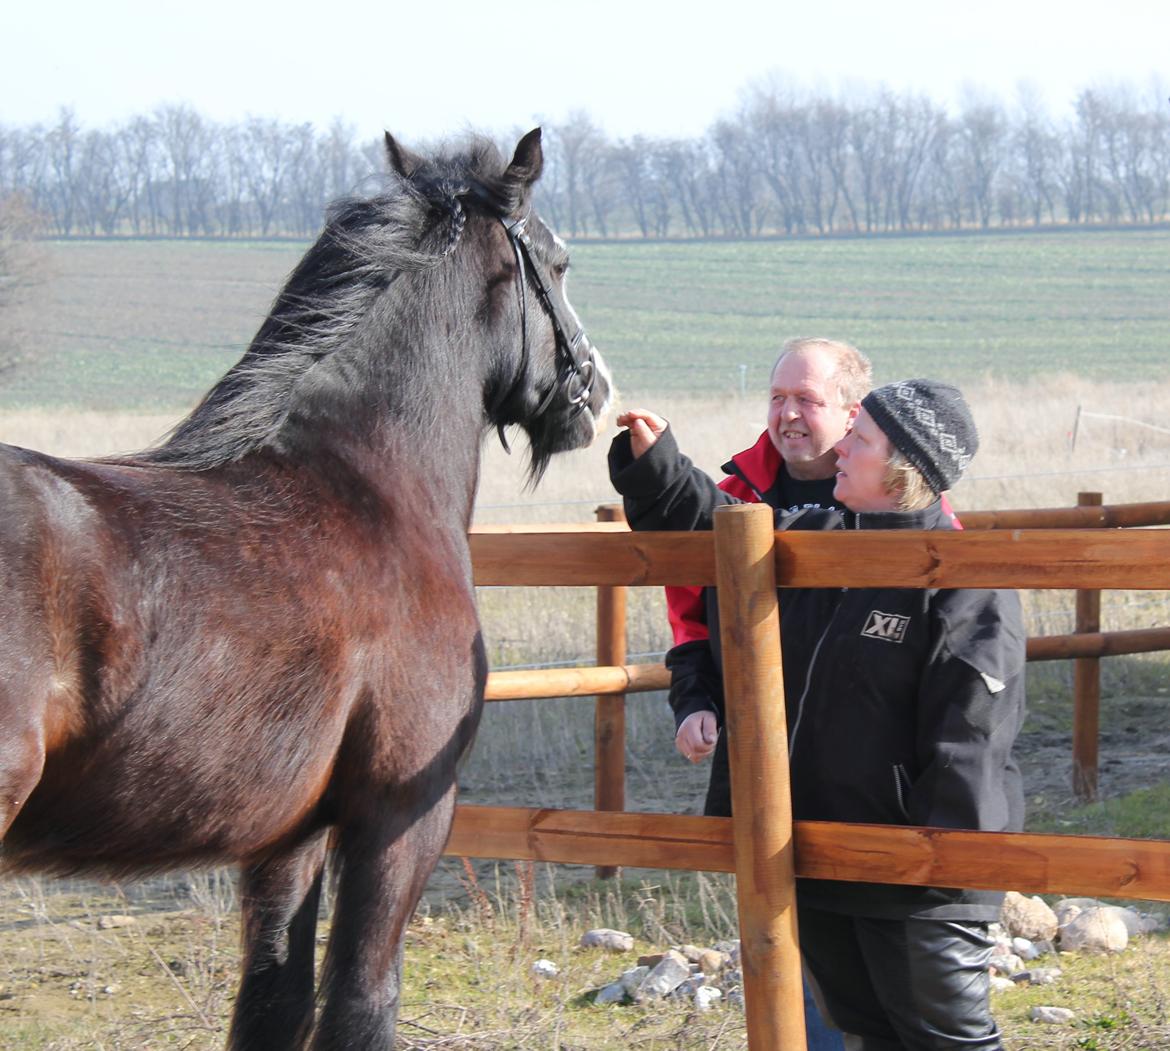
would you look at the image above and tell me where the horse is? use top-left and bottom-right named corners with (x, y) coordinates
top-left (0, 128), bottom-right (611, 1050)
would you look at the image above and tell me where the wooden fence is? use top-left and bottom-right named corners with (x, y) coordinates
top-left (452, 500), bottom-right (1170, 1050)
top-left (478, 494), bottom-right (1170, 805)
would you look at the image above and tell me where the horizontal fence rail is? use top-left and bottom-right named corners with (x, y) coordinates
top-left (483, 628), bottom-right (1170, 702)
top-left (471, 529), bottom-right (1170, 589)
top-left (959, 499), bottom-right (1170, 530)
top-left (446, 807), bottom-right (1170, 902)
top-left (469, 500), bottom-right (1170, 534)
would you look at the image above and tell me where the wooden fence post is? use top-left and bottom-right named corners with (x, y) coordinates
top-left (1073, 491), bottom-right (1103, 802)
top-left (713, 503), bottom-right (805, 1050)
top-left (594, 503), bottom-right (627, 879)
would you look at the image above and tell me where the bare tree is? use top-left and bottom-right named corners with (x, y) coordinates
top-left (0, 193), bottom-right (44, 376)
top-left (156, 103), bottom-right (217, 235)
top-left (611, 137), bottom-right (655, 237)
top-left (45, 108), bottom-right (82, 235)
top-left (957, 98), bottom-right (1008, 227)
top-left (243, 117), bottom-right (294, 236)
top-left (547, 112), bottom-right (608, 237)
top-left (710, 118), bottom-right (766, 236)
top-left (1013, 89), bottom-right (1061, 225)
top-left (654, 138), bottom-right (716, 237)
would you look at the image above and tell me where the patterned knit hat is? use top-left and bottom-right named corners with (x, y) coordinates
top-left (861, 379), bottom-right (978, 494)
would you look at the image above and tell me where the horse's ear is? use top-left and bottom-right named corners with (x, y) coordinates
top-left (385, 132), bottom-right (424, 180)
top-left (504, 128), bottom-right (544, 187)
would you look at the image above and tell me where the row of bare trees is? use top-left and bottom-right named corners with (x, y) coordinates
top-left (2, 85), bottom-right (1168, 241)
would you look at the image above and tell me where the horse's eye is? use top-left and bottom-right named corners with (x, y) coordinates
top-left (553, 262), bottom-right (569, 280)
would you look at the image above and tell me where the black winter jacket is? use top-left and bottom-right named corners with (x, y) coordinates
top-left (609, 426), bottom-right (1027, 920)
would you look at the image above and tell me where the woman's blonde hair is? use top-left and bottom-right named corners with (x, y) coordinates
top-left (883, 448), bottom-right (937, 512)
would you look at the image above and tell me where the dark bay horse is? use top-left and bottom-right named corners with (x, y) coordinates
top-left (0, 129), bottom-right (611, 1049)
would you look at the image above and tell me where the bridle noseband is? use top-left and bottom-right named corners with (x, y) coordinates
top-left (496, 214), bottom-right (596, 429)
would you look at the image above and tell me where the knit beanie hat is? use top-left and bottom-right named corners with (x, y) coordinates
top-left (861, 379), bottom-right (978, 494)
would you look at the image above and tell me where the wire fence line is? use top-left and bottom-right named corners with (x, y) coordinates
top-left (473, 459), bottom-right (1170, 515)
top-left (1075, 409), bottom-right (1170, 440)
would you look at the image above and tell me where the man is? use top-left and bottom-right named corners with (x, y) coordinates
top-left (611, 337), bottom-right (871, 1051)
top-left (612, 336), bottom-right (874, 814)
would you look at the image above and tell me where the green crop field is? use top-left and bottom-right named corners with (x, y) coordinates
top-left (5, 227), bottom-right (1170, 410)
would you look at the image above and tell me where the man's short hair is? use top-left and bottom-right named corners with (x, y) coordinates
top-left (774, 337), bottom-right (872, 408)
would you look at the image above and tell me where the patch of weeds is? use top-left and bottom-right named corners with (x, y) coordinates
top-left (1030, 782), bottom-right (1170, 840)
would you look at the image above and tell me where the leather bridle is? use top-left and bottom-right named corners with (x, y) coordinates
top-left (497, 214), bottom-right (596, 427)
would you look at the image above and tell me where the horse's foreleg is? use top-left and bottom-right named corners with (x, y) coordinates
top-left (311, 788), bottom-right (457, 1051)
top-left (228, 830), bottom-right (329, 1051)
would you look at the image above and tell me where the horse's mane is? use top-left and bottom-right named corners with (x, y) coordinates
top-left (130, 138), bottom-right (525, 471)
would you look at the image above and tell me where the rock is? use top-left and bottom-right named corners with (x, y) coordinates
top-left (1056, 896), bottom-right (1101, 916)
top-left (1001, 892), bottom-right (1058, 941)
top-left (1011, 937), bottom-right (1039, 960)
top-left (989, 975), bottom-right (1016, 992)
top-left (580, 928), bottom-right (634, 953)
top-left (989, 953), bottom-right (1025, 977)
top-left (1138, 912), bottom-right (1167, 934)
top-left (97, 914), bottom-right (137, 930)
top-left (619, 966), bottom-right (650, 996)
top-left (1030, 1005), bottom-right (1075, 1024)
top-left (594, 981), bottom-right (626, 1005)
top-left (635, 952), bottom-right (692, 1001)
top-left (531, 959), bottom-right (558, 979)
top-left (1059, 907), bottom-right (1128, 953)
top-left (678, 944), bottom-right (706, 964)
top-left (637, 952), bottom-right (666, 968)
top-left (698, 949), bottom-right (726, 975)
top-left (1099, 905), bottom-right (1147, 938)
top-left (1014, 967), bottom-right (1062, 986)
top-left (674, 975), bottom-right (707, 997)
top-left (694, 986), bottom-right (723, 1011)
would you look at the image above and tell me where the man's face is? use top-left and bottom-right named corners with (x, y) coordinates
top-left (766, 349), bottom-right (859, 480)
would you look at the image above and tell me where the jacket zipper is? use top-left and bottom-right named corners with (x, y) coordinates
top-left (893, 764), bottom-right (912, 820)
top-left (788, 513), bottom-right (860, 756)
top-left (787, 601), bottom-right (840, 757)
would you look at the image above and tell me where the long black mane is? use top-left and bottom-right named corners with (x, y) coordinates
top-left (132, 138), bottom-right (527, 472)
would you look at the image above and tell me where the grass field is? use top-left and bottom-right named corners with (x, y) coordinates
top-left (6, 228), bottom-right (1170, 409)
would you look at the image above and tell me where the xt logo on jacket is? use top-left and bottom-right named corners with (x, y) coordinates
top-left (861, 610), bottom-right (911, 643)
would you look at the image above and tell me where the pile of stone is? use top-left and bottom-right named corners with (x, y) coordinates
top-left (567, 896), bottom-right (1165, 1022)
top-left (983, 892), bottom-right (1164, 1025)
top-left (573, 928), bottom-right (743, 1012)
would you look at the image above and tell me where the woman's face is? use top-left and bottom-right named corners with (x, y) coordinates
top-left (832, 407), bottom-right (898, 512)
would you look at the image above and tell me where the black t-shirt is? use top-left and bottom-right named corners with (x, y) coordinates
top-left (769, 464), bottom-right (839, 513)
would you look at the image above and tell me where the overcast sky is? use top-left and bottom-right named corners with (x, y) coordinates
top-left (6, 0), bottom-right (1166, 142)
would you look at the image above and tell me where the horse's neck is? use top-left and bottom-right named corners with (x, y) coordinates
top-left (343, 418), bottom-right (484, 529)
top-left (282, 345), bottom-right (487, 530)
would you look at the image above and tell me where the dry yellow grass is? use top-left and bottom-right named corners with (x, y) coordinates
top-left (7, 374), bottom-right (1165, 515)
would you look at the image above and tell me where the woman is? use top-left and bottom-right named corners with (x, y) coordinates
top-left (610, 379), bottom-right (1025, 1051)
